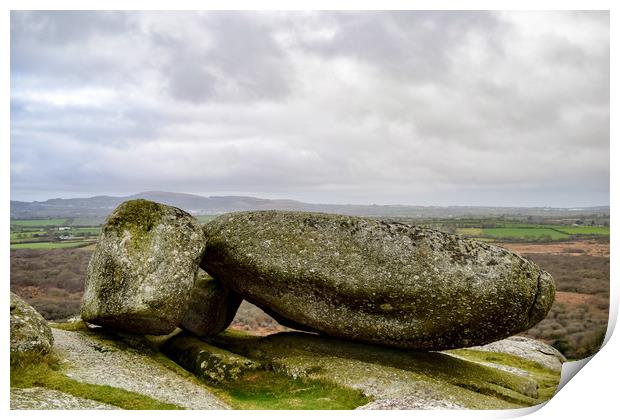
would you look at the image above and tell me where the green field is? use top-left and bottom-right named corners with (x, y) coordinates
top-left (10, 241), bottom-right (96, 250)
top-left (71, 227), bottom-right (102, 235)
top-left (455, 228), bottom-right (484, 236)
top-left (450, 222), bottom-right (609, 242)
top-left (10, 218), bottom-right (69, 227)
top-left (554, 226), bottom-right (610, 236)
top-left (10, 230), bottom-right (47, 240)
top-left (481, 228), bottom-right (571, 241)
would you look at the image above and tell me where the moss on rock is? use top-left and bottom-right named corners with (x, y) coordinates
top-left (204, 331), bottom-right (560, 409)
top-left (162, 333), bottom-right (261, 384)
top-left (81, 199), bottom-right (206, 335)
top-left (201, 211), bottom-right (555, 350)
top-left (11, 292), bottom-right (54, 366)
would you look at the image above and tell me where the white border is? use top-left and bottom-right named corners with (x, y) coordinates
top-left (3, 1), bottom-right (615, 419)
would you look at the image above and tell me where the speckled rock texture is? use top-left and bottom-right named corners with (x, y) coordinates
top-left (10, 292), bottom-right (54, 364)
top-left (81, 199), bottom-right (206, 335)
top-left (10, 387), bottom-right (118, 410)
top-left (162, 333), bottom-right (261, 384)
top-left (52, 328), bottom-right (229, 409)
top-left (469, 336), bottom-right (567, 372)
top-left (202, 211), bottom-right (555, 350)
top-left (180, 270), bottom-right (242, 336)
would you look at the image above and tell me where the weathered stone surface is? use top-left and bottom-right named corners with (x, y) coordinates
top-left (162, 333), bottom-right (261, 384)
top-left (10, 292), bottom-right (54, 364)
top-left (205, 331), bottom-right (561, 409)
top-left (81, 199), bottom-right (206, 335)
top-left (52, 328), bottom-right (230, 409)
top-left (468, 336), bottom-right (567, 372)
top-left (357, 396), bottom-right (464, 410)
top-left (201, 211), bottom-right (555, 350)
top-left (180, 270), bottom-right (242, 336)
top-left (10, 387), bottom-right (119, 410)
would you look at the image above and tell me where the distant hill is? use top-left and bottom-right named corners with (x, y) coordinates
top-left (10, 191), bottom-right (610, 220)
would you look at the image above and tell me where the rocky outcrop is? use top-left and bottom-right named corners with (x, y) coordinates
top-left (201, 211), bottom-right (555, 350)
top-left (180, 270), bottom-right (242, 337)
top-left (162, 333), bottom-right (261, 384)
top-left (81, 199), bottom-right (206, 335)
top-left (10, 292), bottom-right (54, 364)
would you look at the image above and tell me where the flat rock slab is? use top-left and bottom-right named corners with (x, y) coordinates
top-left (51, 328), bottom-right (229, 410)
top-left (206, 331), bottom-right (561, 409)
top-left (11, 387), bottom-right (118, 410)
top-left (468, 336), bottom-right (567, 372)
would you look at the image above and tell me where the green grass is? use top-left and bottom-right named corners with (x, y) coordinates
top-left (481, 228), bottom-right (570, 241)
top-left (11, 219), bottom-right (69, 227)
top-left (213, 370), bottom-right (369, 409)
top-left (10, 240), bottom-right (95, 250)
top-left (11, 353), bottom-right (182, 410)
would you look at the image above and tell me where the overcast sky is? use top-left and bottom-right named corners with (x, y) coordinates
top-left (10, 11), bottom-right (609, 206)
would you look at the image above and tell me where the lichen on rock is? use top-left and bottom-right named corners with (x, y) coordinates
top-left (80, 199), bottom-right (206, 335)
top-left (201, 211), bottom-right (556, 350)
top-left (10, 292), bottom-right (54, 365)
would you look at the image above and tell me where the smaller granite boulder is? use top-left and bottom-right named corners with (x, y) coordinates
top-left (180, 270), bottom-right (242, 336)
top-left (10, 292), bottom-right (54, 365)
top-left (162, 333), bottom-right (261, 384)
top-left (81, 199), bottom-right (206, 335)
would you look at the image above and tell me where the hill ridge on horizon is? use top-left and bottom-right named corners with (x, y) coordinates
top-left (10, 191), bottom-right (610, 220)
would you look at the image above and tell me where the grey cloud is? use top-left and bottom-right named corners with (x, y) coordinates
top-left (153, 12), bottom-right (292, 103)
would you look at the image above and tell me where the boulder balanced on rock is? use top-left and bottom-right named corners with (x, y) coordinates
top-left (201, 211), bottom-right (555, 350)
top-left (81, 199), bottom-right (206, 335)
top-left (181, 269), bottom-right (243, 337)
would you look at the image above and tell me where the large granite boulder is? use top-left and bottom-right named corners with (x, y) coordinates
top-left (201, 211), bottom-right (555, 350)
top-left (81, 199), bottom-right (205, 335)
top-left (10, 292), bottom-right (54, 364)
top-left (180, 270), bottom-right (242, 336)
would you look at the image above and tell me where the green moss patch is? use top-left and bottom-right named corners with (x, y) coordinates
top-left (212, 370), bottom-right (370, 410)
top-left (10, 353), bottom-right (182, 410)
top-left (103, 199), bottom-right (165, 252)
top-left (447, 349), bottom-right (561, 401)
